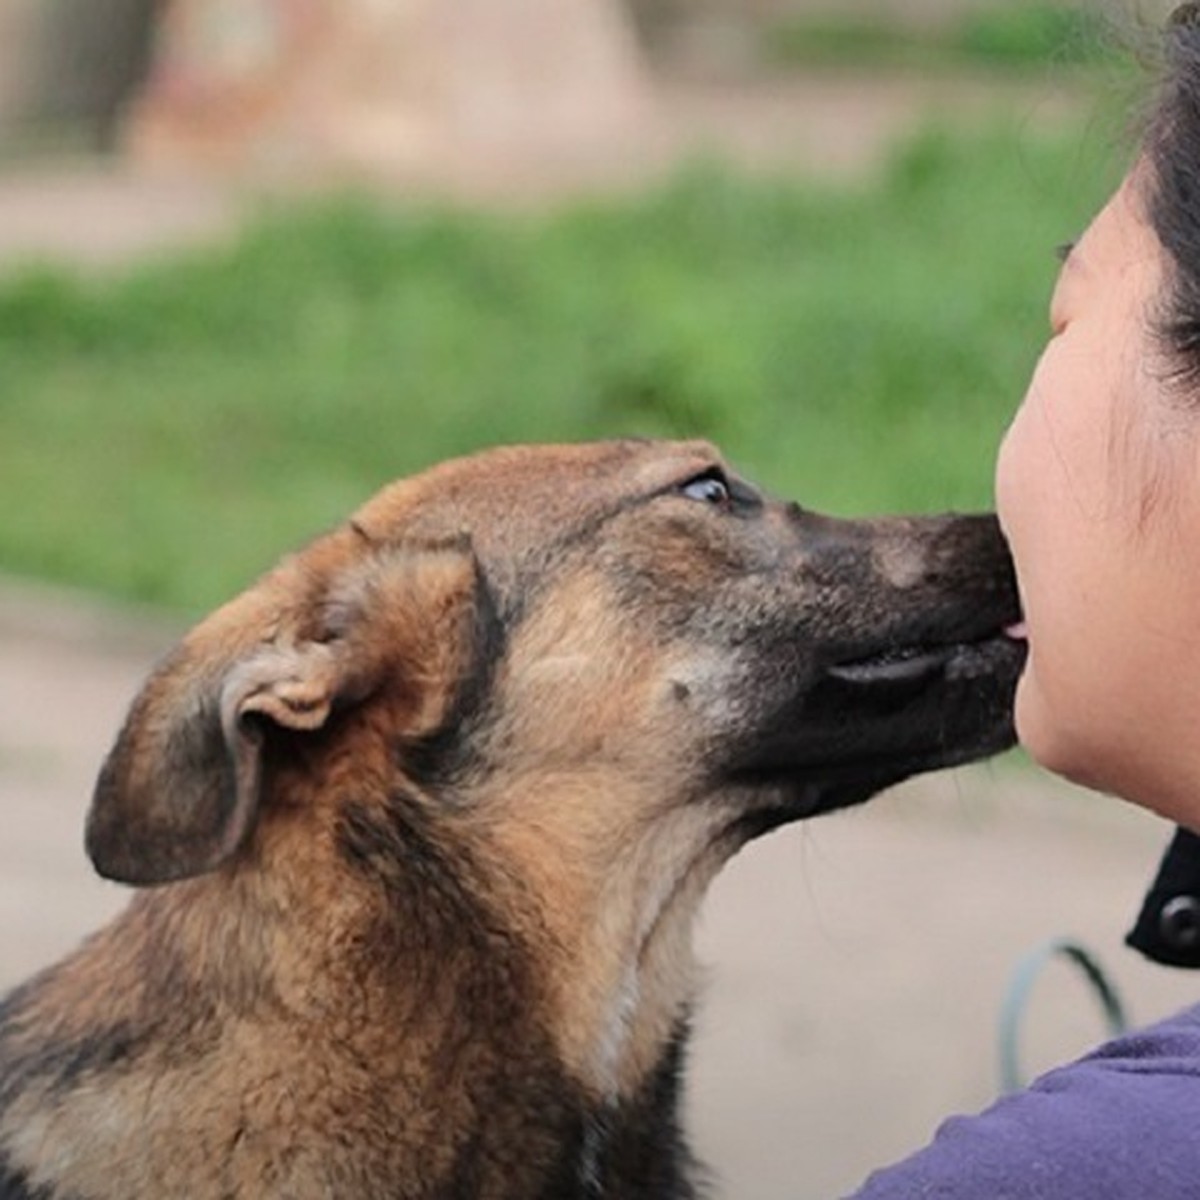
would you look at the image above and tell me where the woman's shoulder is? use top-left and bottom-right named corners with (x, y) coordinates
top-left (1077, 998), bottom-right (1200, 1073)
top-left (849, 1001), bottom-right (1200, 1200)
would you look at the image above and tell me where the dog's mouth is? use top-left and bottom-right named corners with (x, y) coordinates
top-left (825, 629), bottom-right (1023, 690)
top-left (814, 621), bottom-right (1029, 763)
top-left (725, 621), bottom-right (1027, 828)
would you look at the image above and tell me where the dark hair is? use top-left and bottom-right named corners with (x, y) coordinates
top-left (1144, 3), bottom-right (1200, 381)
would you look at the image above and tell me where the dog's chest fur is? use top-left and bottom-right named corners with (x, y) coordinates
top-left (0, 801), bottom-right (704, 1200)
top-left (0, 980), bottom-right (699, 1200)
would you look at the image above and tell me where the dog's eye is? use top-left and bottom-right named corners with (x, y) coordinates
top-left (680, 473), bottom-right (732, 508)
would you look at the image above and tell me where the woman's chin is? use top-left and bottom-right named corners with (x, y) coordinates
top-left (1012, 673), bottom-right (1106, 792)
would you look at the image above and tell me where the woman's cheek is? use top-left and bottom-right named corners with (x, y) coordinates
top-left (993, 352), bottom-right (1050, 564)
top-left (993, 408), bottom-right (1022, 539)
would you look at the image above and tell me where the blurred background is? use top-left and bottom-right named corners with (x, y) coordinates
top-left (0, 2), bottom-right (1195, 1197)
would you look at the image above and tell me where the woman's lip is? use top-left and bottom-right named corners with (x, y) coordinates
top-left (1005, 621), bottom-right (1029, 640)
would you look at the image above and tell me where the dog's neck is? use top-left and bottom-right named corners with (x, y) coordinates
top-left (255, 768), bottom-right (725, 1112)
top-left (480, 783), bottom-right (735, 1104)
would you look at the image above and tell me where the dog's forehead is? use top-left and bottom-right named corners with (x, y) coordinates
top-left (352, 439), bottom-right (720, 549)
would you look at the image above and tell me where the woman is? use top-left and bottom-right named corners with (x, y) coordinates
top-left (849, 5), bottom-right (1200, 1197)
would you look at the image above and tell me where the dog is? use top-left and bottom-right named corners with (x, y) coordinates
top-left (0, 439), bottom-right (1024, 1199)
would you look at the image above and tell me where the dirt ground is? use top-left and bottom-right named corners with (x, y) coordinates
top-left (2, 69), bottom-right (1195, 1200)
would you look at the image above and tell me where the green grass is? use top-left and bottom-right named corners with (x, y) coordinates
top-left (0, 118), bottom-right (1124, 615)
top-left (765, 1), bottom-right (1119, 73)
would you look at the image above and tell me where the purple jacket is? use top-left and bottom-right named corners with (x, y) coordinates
top-left (850, 1003), bottom-right (1200, 1198)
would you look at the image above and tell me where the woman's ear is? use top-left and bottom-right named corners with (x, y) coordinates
top-left (85, 536), bottom-right (484, 887)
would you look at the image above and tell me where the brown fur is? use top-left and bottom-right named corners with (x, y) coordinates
top-left (0, 440), bottom-right (1023, 1198)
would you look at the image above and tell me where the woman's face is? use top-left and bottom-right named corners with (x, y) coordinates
top-left (996, 170), bottom-right (1200, 826)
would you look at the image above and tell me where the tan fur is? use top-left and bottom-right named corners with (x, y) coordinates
top-left (0, 439), bottom-right (1022, 1199)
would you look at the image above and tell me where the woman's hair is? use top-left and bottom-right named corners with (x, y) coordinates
top-left (1144, 3), bottom-right (1200, 379)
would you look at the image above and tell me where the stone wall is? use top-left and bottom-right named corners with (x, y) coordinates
top-left (126, 0), bottom-right (654, 179)
top-left (0, 0), bottom-right (159, 147)
top-left (0, 0), bottom-right (37, 135)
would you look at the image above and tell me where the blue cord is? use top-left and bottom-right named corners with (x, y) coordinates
top-left (998, 938), bottom-right (1129, 1093)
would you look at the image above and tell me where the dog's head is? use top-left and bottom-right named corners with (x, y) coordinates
top-left (86, 439), bottom-right (1024, 889)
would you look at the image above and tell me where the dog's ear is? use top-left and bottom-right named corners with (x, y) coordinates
top-left (86, 537), bottom-right (485, 886)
